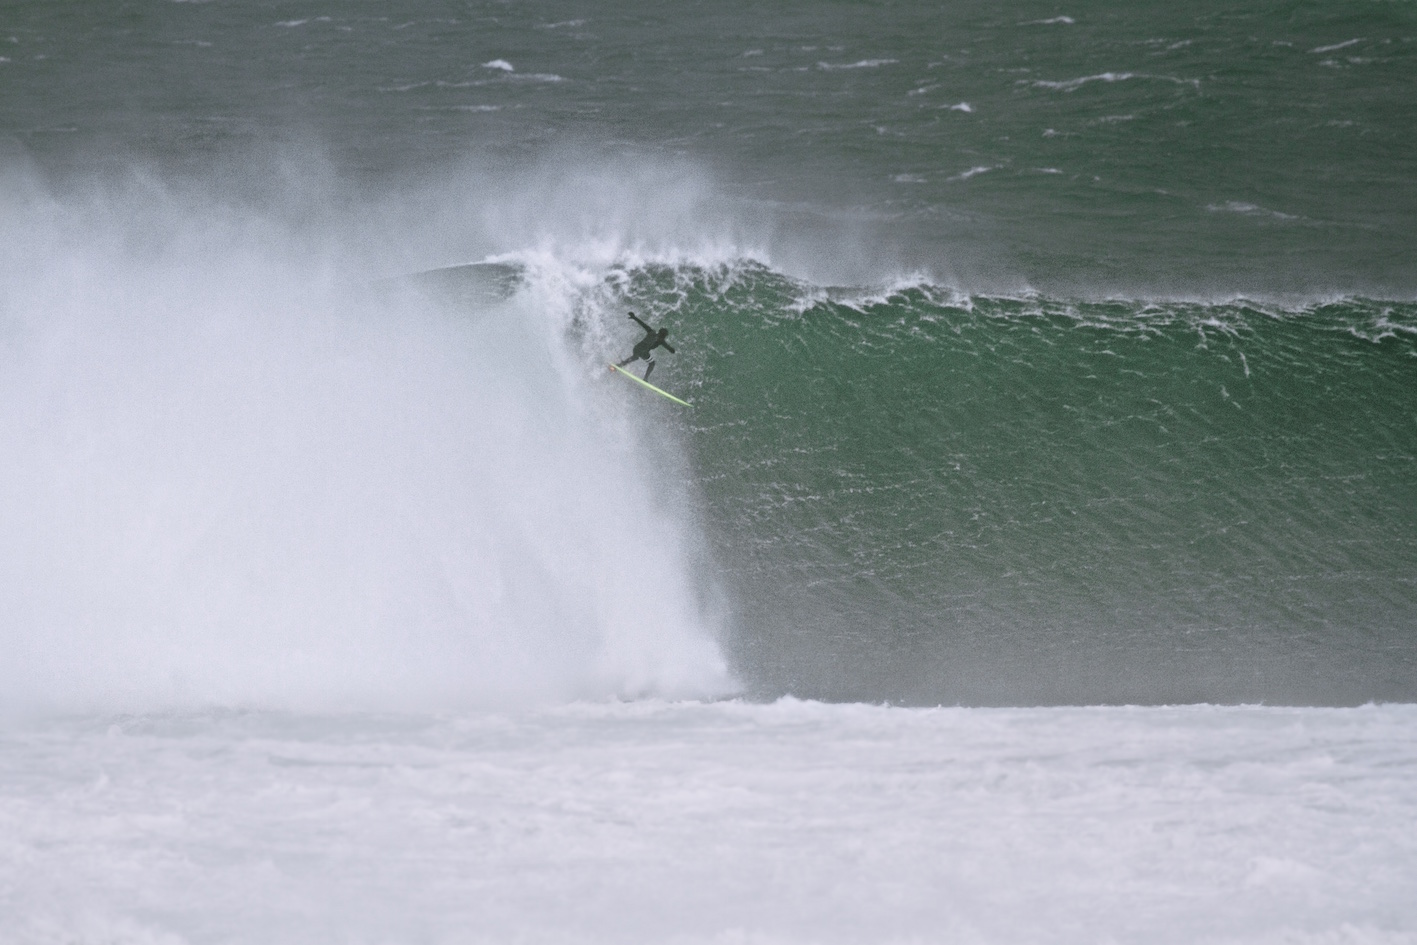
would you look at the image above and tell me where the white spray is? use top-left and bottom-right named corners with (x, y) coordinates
top-left (0, 159), bottom-right (736, 714)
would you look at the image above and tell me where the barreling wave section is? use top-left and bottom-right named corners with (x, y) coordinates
top-left (573, 259), bottom-right (1417, 705)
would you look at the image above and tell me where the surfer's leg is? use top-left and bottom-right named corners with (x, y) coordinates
top-left (616, 355), bottom-right (636, 367)
top-left (643, 358), bottom-right (655, 380)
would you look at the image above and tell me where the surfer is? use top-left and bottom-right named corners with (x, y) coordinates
top-left (616, 312), bottom-right (676, 380)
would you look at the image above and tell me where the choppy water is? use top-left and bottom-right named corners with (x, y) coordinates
top-left (6, 0), bottom-right (1414, 293)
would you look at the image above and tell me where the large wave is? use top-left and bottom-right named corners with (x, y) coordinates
top-left (419, 250), bottom-right (1416, 706)
top-left (580, 261), bottom-right (1417, 705)
top-left (3, 149), bottom-right (1413, 712)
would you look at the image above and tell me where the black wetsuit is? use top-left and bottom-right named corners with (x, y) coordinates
top-left (617, 313), bottom-right (676, 379)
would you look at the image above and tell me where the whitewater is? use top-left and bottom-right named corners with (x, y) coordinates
top-left (2, 0), bottom-right (1415, 941)
top-left (5, 702), bottom-right (1415, 945)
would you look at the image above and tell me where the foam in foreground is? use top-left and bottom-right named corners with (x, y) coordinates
top-left (2, 700), bottom-right (1413, 944)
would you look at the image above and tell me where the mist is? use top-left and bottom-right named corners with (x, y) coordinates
top-left (0, 156), bottom-right (737, 715)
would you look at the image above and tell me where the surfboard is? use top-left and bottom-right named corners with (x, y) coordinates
top-left (607, 364), bottom-right (693, 407)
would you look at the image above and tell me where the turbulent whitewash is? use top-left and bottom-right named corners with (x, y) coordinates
top-left (3, 700), bottom-right (1415, 945)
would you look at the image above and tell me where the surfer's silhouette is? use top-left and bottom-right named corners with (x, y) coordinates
top-left (616, 312), bottom-right (676, 380)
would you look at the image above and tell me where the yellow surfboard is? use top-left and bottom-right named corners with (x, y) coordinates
top-left (607, 364), bottom-right (693, 407)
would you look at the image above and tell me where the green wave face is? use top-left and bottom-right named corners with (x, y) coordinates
top-left (609, 264), bottom-right (1417, 705)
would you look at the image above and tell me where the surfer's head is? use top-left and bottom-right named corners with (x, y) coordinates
top-left (657, 328), bottom-right (668, 339)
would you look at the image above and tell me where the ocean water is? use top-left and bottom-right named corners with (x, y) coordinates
top-left (1, 1), bottom-right (1415, 941)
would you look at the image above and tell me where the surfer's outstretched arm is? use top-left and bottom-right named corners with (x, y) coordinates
top-left (661, 342), bottom-right (676, 354)
top-left (628, 312), bottom-right (653, 332)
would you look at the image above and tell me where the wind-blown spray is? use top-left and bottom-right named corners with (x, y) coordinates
top-left (0, 169), bottom-right (734, 714)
